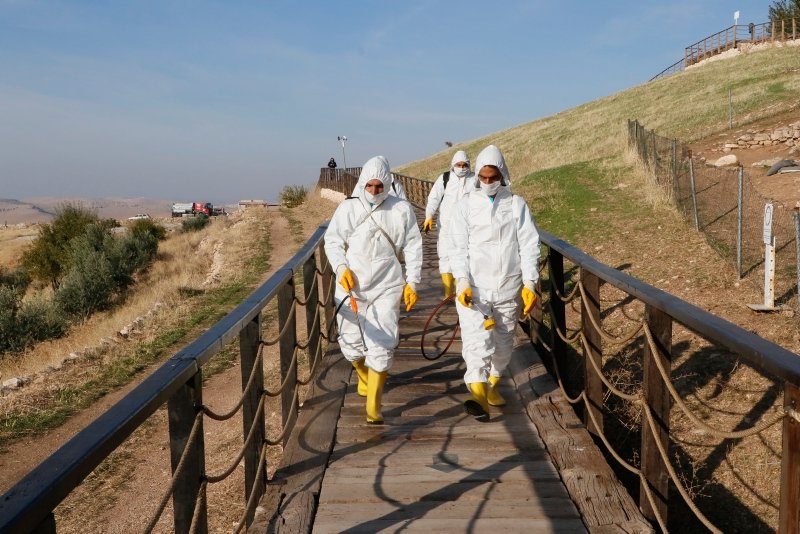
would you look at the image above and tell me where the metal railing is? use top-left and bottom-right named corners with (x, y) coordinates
top-left (0, 224), bottom-right (336, 534)
top-left (651, 18), bottom-right (799, 81)
top-left (526, 231), bottom-right (800, 532)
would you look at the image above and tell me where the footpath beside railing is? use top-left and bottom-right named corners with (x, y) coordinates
top-left (651, 17), bottom-right (799, 81)
top-left (0, 224), bottom-right (336, 533)
top-left (627, 119), bottom-right (800, 309)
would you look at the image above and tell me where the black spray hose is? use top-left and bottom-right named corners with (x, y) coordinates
top-left (420, 296), bottom-right (460, 361)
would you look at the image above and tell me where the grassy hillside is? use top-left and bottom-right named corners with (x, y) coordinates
top-left (398, 47), bottom-right (800, 182)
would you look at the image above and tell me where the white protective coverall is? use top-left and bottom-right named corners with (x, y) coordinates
top-left (352, 174), bottom-right (408, 200)
top-left (325, 156), bottom-right (422, 372)
top-left (424, 150), bottom-right (475, 274)
top-left (450, 145), bottom-right (540, 384)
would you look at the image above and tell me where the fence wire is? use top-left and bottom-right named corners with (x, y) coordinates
top-left (628, 119), bottom-right (799, 307)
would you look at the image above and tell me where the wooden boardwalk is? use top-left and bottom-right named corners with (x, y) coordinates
top-left (256, 208), bottom-right (651, 533)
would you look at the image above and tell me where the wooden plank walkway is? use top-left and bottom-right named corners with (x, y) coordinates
top-left (256, 204), bottom-right (651, 533)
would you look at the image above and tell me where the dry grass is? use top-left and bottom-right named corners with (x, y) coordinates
top-left (398, 47), bottom-right (800, 182)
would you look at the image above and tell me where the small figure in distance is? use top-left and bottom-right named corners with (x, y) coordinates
top-left (328, 157), bottom-right (338, 169)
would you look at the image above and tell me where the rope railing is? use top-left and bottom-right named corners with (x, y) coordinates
top-left (529, 232), bottom-right (800, 532)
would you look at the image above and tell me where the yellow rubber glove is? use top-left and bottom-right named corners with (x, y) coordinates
top-left (457, 286), bottom-right (473, 308)
top-left (521, 286), bottom-right (537, 317)
top-left (422, 219), bottom-right (434, 233)
top-left (338, 268), bottom-right (355, 293)
top-left (403, 284), bottom-right (418, 312)
top-left (441, 273), bottom-right (455, 299)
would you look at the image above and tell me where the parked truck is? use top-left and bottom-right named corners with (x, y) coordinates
top-left (192, 202), bottom-right (213, 216)
top-left (171, 202), bottom-right (194, 217)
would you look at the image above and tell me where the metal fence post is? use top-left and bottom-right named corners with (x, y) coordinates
top-left (277, 276), bottom-right (298, 445)
top-left (671, 138), bottom-right (678, 202)
top-left (239, 312), bottom-right (265, 528)
top-left (737, 166), bottom-right (744, 280)
top-left (640, 305), bottom-right (672, 527)
top-left (779, 382), bottom-right (800, 533)
top-left (580, 269), bottom-right (603, 437)
top-left (689, 153), bottom-right (700, 230)
top-left (167, 371), bottom-right (207, 534)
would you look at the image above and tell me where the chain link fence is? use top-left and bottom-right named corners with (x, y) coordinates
top-left (628, 119), bottom-right (800, 308)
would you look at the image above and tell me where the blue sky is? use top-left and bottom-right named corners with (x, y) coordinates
top-left (0, 0), bottom-right (771, 203)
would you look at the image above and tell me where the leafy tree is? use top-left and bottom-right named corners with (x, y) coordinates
top-left (769, 0), bottom-right (800, 27)
top-left (21, 203), bottom-right (99, 289)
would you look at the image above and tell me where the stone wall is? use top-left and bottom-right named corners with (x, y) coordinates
top-left (723, 121), bottom-right (800, 151)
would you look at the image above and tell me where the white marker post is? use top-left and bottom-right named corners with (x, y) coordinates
top-left (748, 203), bottom-right (785, 311)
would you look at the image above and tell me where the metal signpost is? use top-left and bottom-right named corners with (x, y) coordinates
top-left (748, 203), bottom-right (787, 311)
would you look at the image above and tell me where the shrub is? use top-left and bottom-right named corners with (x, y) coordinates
top-left (0, 288), bottom-right (67, 354)
top-left (280, 185), bottom-right (308, 208)
top-left (182, 213), bottom-right (210, 232)
top-left (0, 266), bottom-right (31, 297)
top-left (55, 242), bottom-right (116, 318)
top-left (21, 202), bottom-right (99, 289)
top-left (129, 219), bottom-right (166, 241)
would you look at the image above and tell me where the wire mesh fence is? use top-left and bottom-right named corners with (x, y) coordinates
top-left (628, 119), bottom-right (800, 308)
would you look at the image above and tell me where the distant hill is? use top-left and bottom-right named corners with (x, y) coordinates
top-left (0, 197), bottom-right (173, 225)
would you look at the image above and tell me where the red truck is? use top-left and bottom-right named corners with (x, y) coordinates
top-left (192, 202), bottom-right (213, 216)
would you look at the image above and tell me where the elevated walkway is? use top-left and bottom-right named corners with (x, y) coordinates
top-left (256, 207), bottom-right (650, 533)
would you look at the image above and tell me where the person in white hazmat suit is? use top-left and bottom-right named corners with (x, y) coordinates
top-left (450, 145), bottom-right (540, 421)
top-left (324, 156), bottom-right (422, 424)
top-left (422, 150), bottom-right (474, 299)
top-left (352, 173), bottom-right (407, 200)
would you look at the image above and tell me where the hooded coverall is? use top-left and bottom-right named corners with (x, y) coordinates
top-left (324, 156), bottom-right (422, 373)
top-left (449, 145), bottom-right (540, 385)
top-left (424, 150), bottom-right (475, 274)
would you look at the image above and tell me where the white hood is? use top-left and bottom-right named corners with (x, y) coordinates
top-left (450, 150), bottom-right (470, 170)
top-left (473, 145), bottom-right (510, 188)
top-left (357, 156), bottom-right (393, 204)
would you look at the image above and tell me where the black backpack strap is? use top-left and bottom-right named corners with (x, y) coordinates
top-left (443, 171), bottom-right (450, 188)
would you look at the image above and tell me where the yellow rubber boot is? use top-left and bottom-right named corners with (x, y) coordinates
top-left (441, 273), bottom-right (456, 299)
top-left (464, 382), bottom-right (490, 422)
top-left (487, 375), bottom-right (506, 406)
top-left (366, 369), bottom-right (388, 424)
top-left (353, 359), bottom-right (368, 397)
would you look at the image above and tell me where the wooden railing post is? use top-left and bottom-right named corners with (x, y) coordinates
top-left (239, 312), bottom-right (265, 528)
top-left (303, 253), bottom-right (321, 372)
top-left (167, 371), bottom-right (207, 534)
top-left (318, 244), bottom-right (335, 337)
top-left (580, 269), bottom-right (603, 437)
top-left (779, 382), bottom-right (800, 533)
top-left (277, 276), bottom-right (298, 445)
top-left (548, 249), bottom-right (568, 388)
top-left (640, 305), bottom-right (672, 527)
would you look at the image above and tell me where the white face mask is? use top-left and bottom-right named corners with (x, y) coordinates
top-left (364, 190), bottom-right (389, 206)
top-left (480, 180), bottom-right (501, 196)
top-left (453, 166), bottom-right (469, 178)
